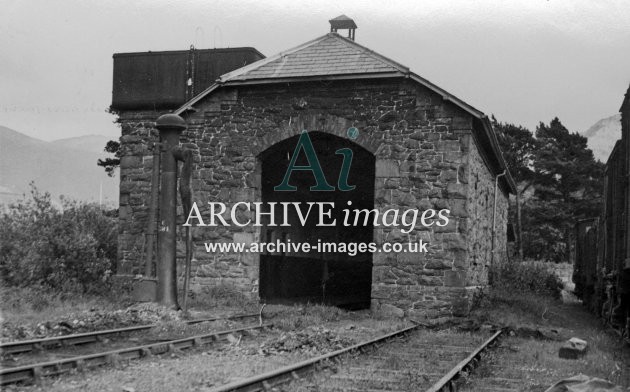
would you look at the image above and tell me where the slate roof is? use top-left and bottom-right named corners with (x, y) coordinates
top-left (218, 33), bottom-right (408, 82)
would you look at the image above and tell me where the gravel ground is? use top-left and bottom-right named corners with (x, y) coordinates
top-left (3, 306), bottom-right (410, 392)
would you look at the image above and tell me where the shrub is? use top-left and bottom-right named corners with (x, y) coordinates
top-left (470, 261), bottom-right (566, 326)
top-left (0, 185), bottom-right (118, 294)
top-left (490, 260), bottom-right (564, 298)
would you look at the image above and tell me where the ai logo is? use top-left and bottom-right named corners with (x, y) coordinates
top-left (274, 130), bottom-right (355, 192)
top-left (347, 127), bottom-right (359, 140)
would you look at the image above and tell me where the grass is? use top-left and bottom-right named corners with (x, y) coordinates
top-left (0, 285), bottom-right (130, 327)
top-left (466, 286), bottom-right (630, 390)
top-left (183, 283), bottom-right (259, 312)
top-left (262, 303), bottom-right (350, 330)
top-left (1, 283), bottom-right (256, 342)
top-left (470, 285), bottom-right (571, 329)
top-left (261, 303), bottom-right (411, 344)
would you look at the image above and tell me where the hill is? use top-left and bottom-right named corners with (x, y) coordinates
top-left (582, 114), bottom-right (622, 162)
top-left (52, 134), bottom-right (113, 154)
top-left (0, 126), bottom-right (118, 206)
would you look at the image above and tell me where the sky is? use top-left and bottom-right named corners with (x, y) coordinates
top-left (1, 0), bottom-right (629, 141)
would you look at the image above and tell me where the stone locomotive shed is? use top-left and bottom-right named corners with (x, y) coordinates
top-left (113, 30), bottom-right (515, 319)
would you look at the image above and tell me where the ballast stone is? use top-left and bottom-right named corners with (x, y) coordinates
top-left (558, 337), bottom-right (588, 359)
top-left (377, 303), bottom-right (405, 318)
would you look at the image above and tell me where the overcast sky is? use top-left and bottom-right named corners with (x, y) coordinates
top-left (2, 0), bottom-right (629, 141)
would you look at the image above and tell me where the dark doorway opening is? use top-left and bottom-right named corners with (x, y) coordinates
top-left (259, 131), bottom-right (375, 309)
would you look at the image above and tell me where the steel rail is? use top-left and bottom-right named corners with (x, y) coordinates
top-left (424, 329), bottom-right (503, 392)
top-left (0, 313), bottom-right (259, 355)
top-left (207, 324), bottom-right (420, 392)
top-left (0, 323), bottom-right (269, 385)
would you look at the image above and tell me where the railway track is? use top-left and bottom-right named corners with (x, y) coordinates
top-left (0, 323), bottom-right (270, 385)
top-left (0, 312), bottom-right (259, 355)
top-left (1, 315), bottom-right (503, 389)
top-left (207, 325), bottom-right (503, 392)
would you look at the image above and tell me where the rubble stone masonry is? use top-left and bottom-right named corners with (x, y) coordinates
top-left (116, 78), bottom-right (509, 320)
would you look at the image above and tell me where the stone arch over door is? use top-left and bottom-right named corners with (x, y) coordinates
top-left (255, 129), bottom-right (376, 309)
top-left (249, 112), bottom-right (383, 157)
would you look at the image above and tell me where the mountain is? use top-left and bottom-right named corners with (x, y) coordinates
top-left (0, 126), bottom-right (118, 206)
top-left (582, 114), bottom-right (622, 162)
top-left (52, 134), bottom-right (113, 154)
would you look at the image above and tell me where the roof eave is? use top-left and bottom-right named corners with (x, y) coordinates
top-left (225, 71), bottom-right (407, 85)
top-left (175, 83), bottom-right (221, 115)
top-left (480, 115), bottom-right (517, 194)
top-left (409, 73), bottom-right (484, 118)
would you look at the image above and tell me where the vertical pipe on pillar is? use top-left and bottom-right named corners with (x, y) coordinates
top-left (155, 113), bottom-right (187, 309)
top-left (144, 142), bottom-right (161, 278)
top-left (178, 149), bottom-right (194, 312)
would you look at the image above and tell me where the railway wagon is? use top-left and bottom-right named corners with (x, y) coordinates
top-left (573, 218), bottom-right (598, 311)
top-left (574, 86), bottom-right (630, 338)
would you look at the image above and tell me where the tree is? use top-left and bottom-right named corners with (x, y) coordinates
top-left (492, 115), bottom-right (537, 186)
top-left (493, 116), bottom-right (604, 263)
top-left (531, 118), bottom-right (604, 262)
top-left (492, 116), bottom-right (537, 260)
top-left (97, 140), bottom-right (121, 177)
top-left (534, 118), bottom-right (602, 218)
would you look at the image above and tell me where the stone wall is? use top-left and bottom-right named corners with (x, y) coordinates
top-left (466, 134), bottom-right (510, 286)
top-left (116, 78), bottom-right (509, 319)
top-left (117, 111), bottom-right (165, 276)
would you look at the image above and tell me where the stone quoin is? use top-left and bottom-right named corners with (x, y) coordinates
top-left (111, 20), bottom-right (516, 320)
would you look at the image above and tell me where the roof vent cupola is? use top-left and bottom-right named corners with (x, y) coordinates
top-left (329, 15), bottom-right (357, 41)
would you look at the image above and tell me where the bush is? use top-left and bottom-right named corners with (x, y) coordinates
top-left (0, 185), bottom-right (118, 294)
top-left (490, 261), bottom-right (564, 298)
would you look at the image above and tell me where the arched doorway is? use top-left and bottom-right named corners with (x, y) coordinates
top-left (258, 131), bottom-right (375, 309)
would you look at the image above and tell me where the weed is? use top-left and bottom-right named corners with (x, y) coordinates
top-left (184, 283), bottom-right (257, 311)
top-left (0, 285), bottom-right (130, 331)
top-left (268, 304), bottom-right (347, 331)
top-left (491, 261), bottom-right (564, 299)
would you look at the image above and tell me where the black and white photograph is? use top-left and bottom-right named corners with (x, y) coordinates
top-left (1, 1), bottom-right (629, 391)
